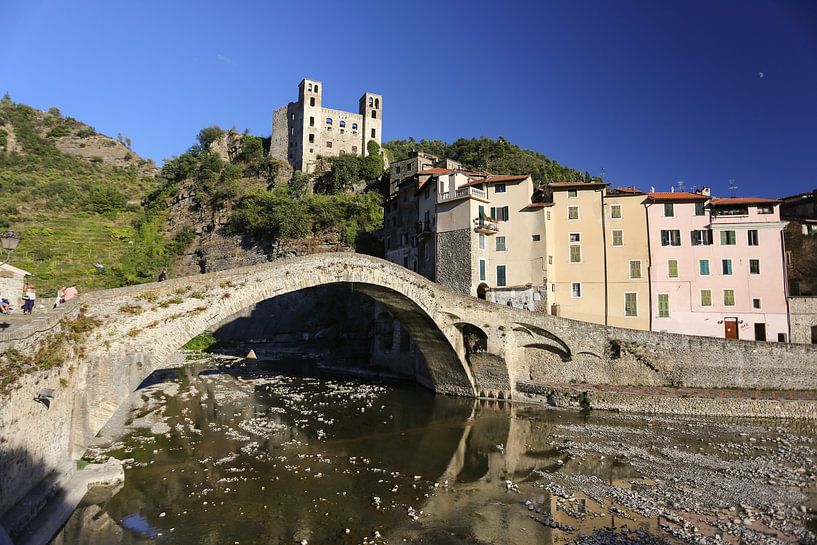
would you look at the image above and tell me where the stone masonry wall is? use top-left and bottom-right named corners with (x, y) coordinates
top-left (789, 296), bottom-right (817, 344)
top-left (435, 229), bottom-right (471, 293)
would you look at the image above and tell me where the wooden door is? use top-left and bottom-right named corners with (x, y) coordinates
top-left (724, 318), bottom-right (738, 340)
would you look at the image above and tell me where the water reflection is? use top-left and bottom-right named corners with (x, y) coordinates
top-left (52, 356), bottom-right (817, 545)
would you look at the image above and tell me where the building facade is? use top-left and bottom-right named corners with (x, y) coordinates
top-left (646, 193), bottom-right (789, 341)
top-left (544, 183), bottom-right (650, 330)
top-left (383, 167), bottom-right (546, 307)
top-left (270, 79), bottom-right (382, 173)
top-left (780, 189), bottom-right (817, 296)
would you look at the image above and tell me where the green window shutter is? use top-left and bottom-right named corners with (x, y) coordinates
top-left (700, 290), bottom-right (712, 306)
top-left (658, 294), bottom-right (670, 317)
top-left (668, 260), bottom-right (678, 278)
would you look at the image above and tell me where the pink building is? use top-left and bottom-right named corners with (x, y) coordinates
top-left (646, 192), bottom-right (789, 341)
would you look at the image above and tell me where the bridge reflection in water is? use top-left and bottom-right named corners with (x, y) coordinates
top-left (52, 357), bottom-right (665, 545)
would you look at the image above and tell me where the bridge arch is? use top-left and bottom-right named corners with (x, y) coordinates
top-left (104, 254), bottom-right (476, 397)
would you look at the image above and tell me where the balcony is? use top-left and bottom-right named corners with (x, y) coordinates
top-left (439, 186), bottom-right (487, 203)
top-left (416, 220), bottom-right (433, 237)
top-left (474, 217), bottom-right (499, 234)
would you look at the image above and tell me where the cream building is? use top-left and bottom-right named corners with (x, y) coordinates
top-left (270, 78), bottom-right (382, 173)
top-left (544, 182), bottom-right (650, 330)
top-left (383, 168), bottom-right (546, 308)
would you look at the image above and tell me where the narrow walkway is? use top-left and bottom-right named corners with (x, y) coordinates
top-left (0, 300), bottom-right (81, 343)
top-left (517, 381), bottom-right (817, 401)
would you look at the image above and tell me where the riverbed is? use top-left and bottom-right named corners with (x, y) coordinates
top-left (51, 353), bottom-right (816, 545)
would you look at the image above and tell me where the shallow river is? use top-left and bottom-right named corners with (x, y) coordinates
top-left (53, 354), bottom-right (816, 545)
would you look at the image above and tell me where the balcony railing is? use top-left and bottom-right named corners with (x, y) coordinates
top-left (439, 186), bottom-right (487, 203)
top-left (415, 220), bottom-right (433, 236)
top-left (474, 217), bottom-right (499, 234)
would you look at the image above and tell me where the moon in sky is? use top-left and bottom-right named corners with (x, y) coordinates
top-left (758, 71), bottom-right (765, 78)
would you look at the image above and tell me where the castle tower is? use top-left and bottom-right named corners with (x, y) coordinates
top-left (359, 92), bottom-right (382, 156)
top-left (297, 78), bottom-right (322, 171)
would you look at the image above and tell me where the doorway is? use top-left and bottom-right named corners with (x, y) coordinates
top-left (753, 323), bottom-right (766, 342)
top-left (477, 283), bottom-right (488, 300)
top-left (811, 325), bottom-right (817, 344)
top-left (724, 318), bottom-right (738, 340)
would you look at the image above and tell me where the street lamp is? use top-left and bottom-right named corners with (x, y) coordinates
top-left (0, 231), bottom-right (20, 266)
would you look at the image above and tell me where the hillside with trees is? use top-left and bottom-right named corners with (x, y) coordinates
top-left (1, 98), bottom-right (603, 296)
top-left (384, 137), bottom-right (595, 184)
top-left (0, 95), bottom-right (162, 294)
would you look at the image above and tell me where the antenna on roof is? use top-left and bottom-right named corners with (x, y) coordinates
top-left (676, 180), bottom-right (685, 192)
top-left (728, 179), bottom-right (738, 197)
top-left (600, 167), bottom-right (605, 181)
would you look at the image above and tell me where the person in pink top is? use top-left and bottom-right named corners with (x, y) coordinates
top-left (62, 284), bottom-right (78, 301)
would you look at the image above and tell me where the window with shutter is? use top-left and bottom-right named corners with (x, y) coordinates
top-left (658, 294), bottom-right (670, 317)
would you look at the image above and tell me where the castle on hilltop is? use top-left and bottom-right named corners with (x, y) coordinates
top-left (270, 78), bottom-right (382, 173)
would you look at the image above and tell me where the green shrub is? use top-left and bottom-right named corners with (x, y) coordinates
top-left (183, 331), bottom-right (219, 351)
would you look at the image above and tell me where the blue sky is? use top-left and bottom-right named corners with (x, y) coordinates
top-left (1, 0), bottom-right (816, 197)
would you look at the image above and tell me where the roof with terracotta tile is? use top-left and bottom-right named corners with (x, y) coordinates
top-left (417, 168), bottom-right (457, 176)
top-left (710, 197), bottom-right (780, 206)
top-left (549, 181), bottom-right (608, 189)
top-left (647, 191), bottom-right (709, 202)
top-left (461, 174), bottom-right (529, 188)
top-left (609, 186), bottom-right (644, 195)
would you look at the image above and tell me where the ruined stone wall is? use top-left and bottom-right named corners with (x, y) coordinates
top-left (269, 105), bottom-right (290, 163)
top-left (790, 296), bottom-right (817, 344)
top-left (435, 229), bottom-right (471, 293)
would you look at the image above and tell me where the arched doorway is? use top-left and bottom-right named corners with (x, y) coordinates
top-left (477, 283), bottom-right (488, 300)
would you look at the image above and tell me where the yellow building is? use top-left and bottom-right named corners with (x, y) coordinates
top-left (544, 182), bottom-right (649, 330)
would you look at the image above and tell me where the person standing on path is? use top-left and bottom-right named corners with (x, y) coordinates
top-left (158, 267), bottom-right (168, 282)
top-left (23, 284), bottom-right (36, 314)
top-left (54, 286), bottom-right (66, 309)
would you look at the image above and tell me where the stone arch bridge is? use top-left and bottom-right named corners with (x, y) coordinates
top-left (5, 253), bottom-right (817, 432)
top-left (2, 253), bottom-right (817, 527)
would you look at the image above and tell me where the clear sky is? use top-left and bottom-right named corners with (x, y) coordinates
top-left (2, 0), bottom-right (816, 197)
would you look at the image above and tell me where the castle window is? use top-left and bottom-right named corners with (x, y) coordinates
top-left (339, 120), bottom-right (346, 128)
top-left (352, 123), bottom-right (358, 130)
top-left (326, 141), bottom-right (333, 148)
top-left (371, 110), bottom-right (377, 119)
top-left (326, 117), bottom-right (333, 125)
top-left (291, 113), bottom-right (295, 121)
top-left (308, 134), bottom-right (315, 143)
top-left (369, 97), bottom-right (373, 107)
top-left (314, 84), bottom-right (318, 93)
top-left (310, 97), bottom-right (315, 107)
top-left (309, 116), bottom-right (314, 127)
top-left (375, 98), bottom-right (379, 109)
top-left (371, 128), bottom-right (376, 138)
top-left (308, 83), bottom-right (312, 91)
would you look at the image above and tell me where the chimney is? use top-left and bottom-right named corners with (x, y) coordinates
top-left (700, 186), bottom-right (711, 196)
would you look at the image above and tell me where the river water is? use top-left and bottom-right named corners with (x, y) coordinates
top-left (52, 353), bottom-right (816, 545)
